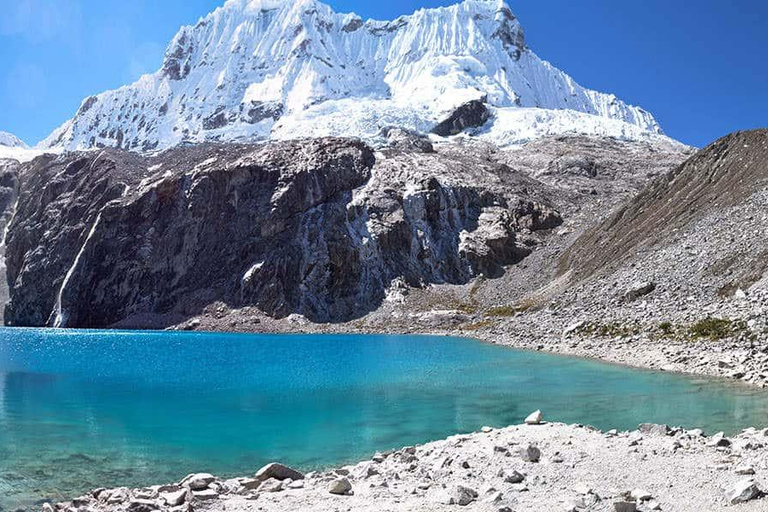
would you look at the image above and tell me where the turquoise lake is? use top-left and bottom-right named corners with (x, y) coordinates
top-left (2, 328), bottom-right (768, 507)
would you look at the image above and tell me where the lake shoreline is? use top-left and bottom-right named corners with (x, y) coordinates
top-left (46, 420), bottom-right (768, 512)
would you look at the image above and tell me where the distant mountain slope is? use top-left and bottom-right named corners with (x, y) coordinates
top-left (41, 0), bottom-right (665, 151)
top-left (561, 129), bottom-right (768, 295)
top-left (0, 131), bottom-right (28, 149)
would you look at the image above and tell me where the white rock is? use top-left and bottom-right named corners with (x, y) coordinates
top-left (525, 410), bottom-right (543, 425)
top-left (160, 488), bottom-right (187, 506)
top-left (328, 477), bottom-right (352, 495)
top-left (630, 488), bottom-right (652, 501)
top-left (180, 473), bottom-right (215, 491)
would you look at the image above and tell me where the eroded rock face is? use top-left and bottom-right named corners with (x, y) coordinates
top-left (0, 159), bottom-right (20, 324)
top-left (4, 137), bottom-right (560, 328)
top-left (432, 100), bottom-right (491, 137)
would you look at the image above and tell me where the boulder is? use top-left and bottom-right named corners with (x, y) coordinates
top-left (431, 99), bottom-right (490, 137)
top-left (255, 462), bottom-right (304, 482)
top-left (328, 477), bottom-right (352, 495)
top-left (613, 502), bottom-right (636, 512)
top-left (624, 281), bottom-right (656, 301)
top-left (728, 478), bottom-right (763, 504)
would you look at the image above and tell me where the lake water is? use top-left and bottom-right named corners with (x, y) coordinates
top-left (1, 328), bottom-right (767, 507)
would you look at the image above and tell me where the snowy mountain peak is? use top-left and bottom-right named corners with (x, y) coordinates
top-left (0, 131), bottom-right (28, 149)
top-left (41, 0), bottom-right (666, 151)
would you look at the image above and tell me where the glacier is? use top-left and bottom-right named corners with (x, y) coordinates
top-left (40, 0), bottom-right (667, 151)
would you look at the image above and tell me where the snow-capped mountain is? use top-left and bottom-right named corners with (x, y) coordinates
top-left (0, 131), bottom-right (27, 149)
top-left (41, 0), bottom-right (665, 151)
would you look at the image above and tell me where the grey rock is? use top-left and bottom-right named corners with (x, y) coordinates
top-left (328, 477), bottom-right (352, 495)
top-left (126, 500), bottom-right (160, 512)
top-left (728, 478), bottom-right (763, 504)
top-left (452, 485), bottom-right (478, 506)
top-left (638, 424), bottom-right (671, 436)
top-left (520, 444), bottom-right (541, 463)
top-left (192, 489), bottom-right (219, 501)
top-left (259, 478), bottom-right (284, 493)
top-left (255, 462), bottom-right (304, 482)
top-left (613, 502), bottom-right (637, 512)
top-left (431, 99), bottom-right (490, 137)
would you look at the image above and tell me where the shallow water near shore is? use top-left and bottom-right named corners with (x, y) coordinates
top-left (1, 328), bottom-right (767, 507)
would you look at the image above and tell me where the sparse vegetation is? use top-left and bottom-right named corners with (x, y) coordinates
top-left (462, 319), bottom-right (495, 331)
top-left (659, 321), bottom-right (674, 336)
top-left (485, 298), bottom-right (540, 317)
top-left (689, 317), bottom-right (744, 340)
top-left (575, 321), bottom-right (641, 338)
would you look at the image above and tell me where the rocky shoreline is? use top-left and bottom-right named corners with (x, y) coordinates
top-left (44, 416), bottom-right (768, 512)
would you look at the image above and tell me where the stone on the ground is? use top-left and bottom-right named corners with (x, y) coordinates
top-left (572, 483), bottom-right (592, 495)
top-left (728, 478), bottom-right (763, 504)
top-left (126, 500), bottom-right (160, 512)
top-left (452, 485), bottom-right (478, 506)
top-left (613, 502), bottom-right (637, 512)
top-left (180, 473), bottom-right (215, 490)
top-left (630, 488), bottom-right (652, 501)
top-left (525, 410), bottom-right (543, 425)
top-left (193, 489), bottom-right (219, 501)
top-left (520, 444), bottom-right (541, 462)
top-left (41, 504), bottom-right (54, 512)
top-left (624, 281), bottom-right (656, 301)
top-left (259, 478), bottom-right (284, 493)
top-left (736, 464), bottom-right (756, 475)
top-left (161, 488), bottom-right (187, 506)
top-left (563, 321), bottom-right (587, 336)
top-left (504, 470), bottom-right (526, 484)
top-left (239, 477), bottom-right (261, 490)
top-left (328, 477), bottom-right (352, 495)
top-left (255, 462), bottom-right (304, 482)
top-left (638, 423), bottom-right (670, 436)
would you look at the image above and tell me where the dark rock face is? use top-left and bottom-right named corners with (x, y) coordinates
top-left (432, 100), bottom-right (491, 137)
top-left (3, 138), bottom-right (561, 328)
top-left (0, 159), bottom-right (20, 324)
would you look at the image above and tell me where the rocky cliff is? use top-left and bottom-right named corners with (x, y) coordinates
top-left (3, 135), bottom-right (563, 328)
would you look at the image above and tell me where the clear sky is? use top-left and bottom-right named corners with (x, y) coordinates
top-left (0, 0), bottom-right (766, 147)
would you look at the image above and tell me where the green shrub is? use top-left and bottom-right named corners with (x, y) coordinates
top-left (659, 321), bottom-right (674, 336)
top-left (689, 318), bottom-right (735, 340)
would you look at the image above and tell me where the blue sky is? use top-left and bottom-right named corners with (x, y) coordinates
top-left (0, 0), bottom-right (766, 147)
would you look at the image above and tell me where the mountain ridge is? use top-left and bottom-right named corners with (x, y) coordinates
top-left (40, 0), bottom-right (666, 152)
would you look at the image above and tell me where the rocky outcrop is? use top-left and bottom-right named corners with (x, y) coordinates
top-left (432, 100), bottom-right (491, 136)
top-left (3, 137), bottom-right (561, 328)
top-left (0, 159), bottom-right (20, 323)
